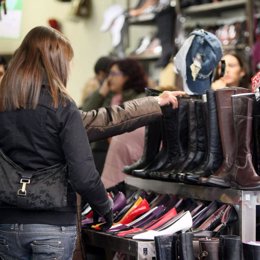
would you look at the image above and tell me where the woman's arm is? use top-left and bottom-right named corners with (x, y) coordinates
top-left (81, 91), bottom-right (185, 142)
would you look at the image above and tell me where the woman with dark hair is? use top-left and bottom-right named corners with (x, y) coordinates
top-left (108, 58), bottom-right (148, 94)
top-left (212, 52), bottom-right (250, 90)
top-left (94, 58), bottom-right (150, 189)
top-left (82, 57), bottom-right (149, 110)
top-left (0, 26), bottom-right (184, 259)
top-left (83, 58), bottom-right (149, 185)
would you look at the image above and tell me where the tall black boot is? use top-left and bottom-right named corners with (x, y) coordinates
top-left (148, 105), bottom-right (180, 180)
top-left (155, 6), bottom-right (176, 68)
top-left (197, 238), bottom-right (220, 260)
top-left (133, 105), bottom-right (177, 178)
top-left (123, 120), bottom-right (162, 175)
top-left (175, 99), bottom-right (198, 180)
top-left (171, 233), bottom-right (195, 260)
top-left (220, 235), bottom-right (241, 260)
top-left (123, 88), bottom-right (162, 175)
top-left (243, 242), bottom-right (260, 260)
top-left (186, 90), bottom-right (223, 184)
top-left (155, 235), bottom-right (174, 260)
top-left (179, 232), bottom-right (195, 260)
top-left (181, 100), bottom-right (207, 183)
top-left (165, 98), bottom-right (189, 181)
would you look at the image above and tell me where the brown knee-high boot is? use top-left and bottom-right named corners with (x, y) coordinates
top-left (206, 87), bottom-right (249, 187)
top-left (229, 94), bottom-right (260, 190)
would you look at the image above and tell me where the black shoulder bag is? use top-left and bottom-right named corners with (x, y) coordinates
top-left (0, 149), bottom-right (68, 209)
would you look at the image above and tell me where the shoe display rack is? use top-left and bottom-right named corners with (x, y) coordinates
top-left (82, 175), bottom-right (260, 260)
top-left (83, 228), bottom-right (156, 260)
top-left (125, 175), bottom-right (260, 243)
top-left (176, 0), bottom-right (254, 50)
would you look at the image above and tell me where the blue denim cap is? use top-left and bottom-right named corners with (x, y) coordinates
top-left (175, 29), bottom-right (223, 95)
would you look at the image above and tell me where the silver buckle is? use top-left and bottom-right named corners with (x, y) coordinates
top-left (17, 178), bottom-right (30, 196)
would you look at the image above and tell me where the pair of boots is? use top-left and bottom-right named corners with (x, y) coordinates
top-left (155, 233), bottom-right (242, 260)
top-left (206, 88), bottom-right (260, 189)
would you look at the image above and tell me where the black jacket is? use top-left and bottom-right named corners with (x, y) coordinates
top-left (0, 87), bottom-right (162, 225)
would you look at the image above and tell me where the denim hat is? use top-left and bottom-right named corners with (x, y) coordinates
top-left (174, 29), bottom-right (223, 95)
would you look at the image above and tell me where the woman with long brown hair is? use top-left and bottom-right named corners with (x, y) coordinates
top-left (0, 26), bottom-right (184, 259)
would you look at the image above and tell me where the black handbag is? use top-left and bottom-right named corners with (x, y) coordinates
top-left (0, 149), bottom-right (68, 209)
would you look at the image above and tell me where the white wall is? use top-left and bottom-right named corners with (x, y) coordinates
top-left (0, 0), bottom-right (127, 105)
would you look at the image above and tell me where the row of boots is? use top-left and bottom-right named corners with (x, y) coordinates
top-left (124, 87), bottom-right (260, 190)
top-left (155, 232), bottom-right (260, 260)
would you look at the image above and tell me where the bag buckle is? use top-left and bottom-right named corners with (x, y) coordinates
top-left (17, 178), bottom-right (30, 196)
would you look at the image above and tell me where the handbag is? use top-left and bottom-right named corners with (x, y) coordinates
top-left (0, 149), bottom-right (68, 209)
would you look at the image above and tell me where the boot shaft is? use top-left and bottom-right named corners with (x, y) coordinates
top-left (215, 87), bottom-right (249, 164)
top-left (197, 238), bottom-right (220, 260)
top-left (231, 95), bottom-right (254, 165)
top-left (243, 242), bottom-right (260, 260)
top-left (230, 94), bottom-right (260, 189)
top-left (220, 235), bottom-right (241, 260)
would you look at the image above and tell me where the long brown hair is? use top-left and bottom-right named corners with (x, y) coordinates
top-left (0, 26), bottom-right (74, 111)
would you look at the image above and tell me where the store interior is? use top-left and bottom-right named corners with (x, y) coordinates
top-left (1, 0), bottom-right (260, 260)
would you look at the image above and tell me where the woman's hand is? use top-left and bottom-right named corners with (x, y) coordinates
top-left (211, 78), bottom-right (227, 90)
top-left (99, 79), bottom-right (111, 97)
top-left (157, 91), bottom-right (186, 109)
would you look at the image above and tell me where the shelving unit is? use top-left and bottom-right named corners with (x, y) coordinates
top-left (125, 176), bottom-right (260, 243)
top-left (83, 229), bottom-right (156, 260)
top-left (82, 1), bottom-right (258, 258)
top-left (178, 0), bottom-right (254, 49)
top-left (182, 0), bottom-right (246, 15)
top-left (83, 175), bottom-right (260, 259)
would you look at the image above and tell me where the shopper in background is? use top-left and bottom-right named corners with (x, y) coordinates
top-left (0, 55), bottom-right (7, 82)
top-left (81, 56), bottom-right (114, 174)
top-left (0, 26), bottom-right (185, 260)
top-left (212, 52), bottom-right (250, 90)
top-left (81, 56), bottom-right (113, 109)
top-left (100, 58), bottom-right (149, 189)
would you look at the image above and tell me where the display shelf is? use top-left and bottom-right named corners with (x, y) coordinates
top-left (127, 14), bottom-right (156, 25)
top-left (125, 175), bottom-right (260, 242)
top-left (82, 228), bottom-right (155, 260)
top-left (82, 176), bottom-right (260, 258)
top-left (182, 0), bottom-right (246, 15)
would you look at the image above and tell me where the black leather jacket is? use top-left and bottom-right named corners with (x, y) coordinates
top-left (0, 87), bottom-right (162, 225)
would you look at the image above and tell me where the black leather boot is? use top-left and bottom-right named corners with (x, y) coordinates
top-left (123, 120), bottom-right (162, 175)
top-left (148, 106), bottom-right (180, 180)
top-left (175, 99), bottom-right (198, 180)
top-left (155, 235), bottom-right (174, 260)
top-left (243, 242), bottom-right (260, 260)
top-left (155, 6), bottom-right (176, 68)
top-left (196, 238), bottom-right (220, 260)
top-left (179, 232), bottom-right (195, 260)
top-left (183, 100), bottom-right (207, 183)
top-left (187, 90), bottom-right (223, 184)
top-left (123, 88), bottom-right (162, 175)
top-left (171, 232), bottom-right (195, 260)
top-left (133, 105), bottom-right (177, 178)
top-left (220, 235), bottom-right (241, 260)
top-left (166, 98), bottom-right (190, 181)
